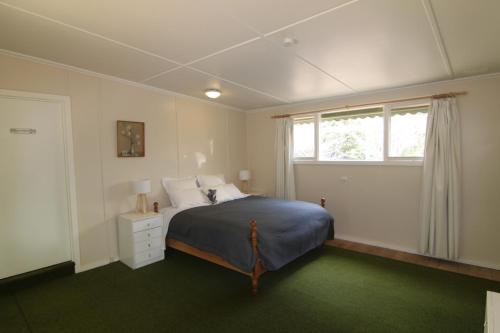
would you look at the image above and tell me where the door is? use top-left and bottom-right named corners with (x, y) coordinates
top-left (0, 95), bottom-right (72, 279)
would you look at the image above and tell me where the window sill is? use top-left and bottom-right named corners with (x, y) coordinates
top-left (293, 160), bottom-right (423, 167)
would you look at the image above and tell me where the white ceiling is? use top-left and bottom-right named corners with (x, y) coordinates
top-left (0, 0), bottom-right (499, 110)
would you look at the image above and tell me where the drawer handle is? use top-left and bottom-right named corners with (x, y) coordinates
top-left (147, 233), bottom-right (150, 237)
top-left (148, 253), bottom-right (152, 258)
top-left (148, 244), bottom-right (151, 247)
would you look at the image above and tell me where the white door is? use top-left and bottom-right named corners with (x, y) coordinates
top-left (0, 96), bottom-right (72, 279)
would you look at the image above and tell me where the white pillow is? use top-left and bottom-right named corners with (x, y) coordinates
top-left (161, 176), bottom-right (198, 207)
top-left (162, 176), bottom-right (198, 192)
top-left (168, 188), bottom-right (209, 209)
top-left (196, 174), bottom-right (225, 188)
top-left (221, 183), bottom-right (247, 199)
top-left (202, 183), bottom-right (246, 203)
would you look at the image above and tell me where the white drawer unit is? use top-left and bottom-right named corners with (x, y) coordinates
top-left (132, 217), bottom-right (162, 233)
top-left (133, 226), bottom-right (162, 243)
top-left (118, 212), bottom-right (165, 269)
top-left (134, 236), bottom-right (162, 253)
top-left (485, 291), bottom-right (500, 333)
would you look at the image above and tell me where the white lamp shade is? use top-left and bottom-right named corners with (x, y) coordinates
top-left (132, 179), bottom-right (151, 194)
top-left (239, 170), bottom-right (251, 181)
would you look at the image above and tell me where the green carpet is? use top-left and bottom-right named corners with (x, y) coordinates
top-left (1, 247), bottom-right (499, 333)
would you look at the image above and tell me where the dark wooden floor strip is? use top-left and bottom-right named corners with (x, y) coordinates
top-left (326, 239), bottom-right (500, 282)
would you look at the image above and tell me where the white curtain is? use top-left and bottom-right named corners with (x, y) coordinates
top-left (419, 97), bottom-right (461, 260)
top-left (275, 118), bottom-right (296, 200)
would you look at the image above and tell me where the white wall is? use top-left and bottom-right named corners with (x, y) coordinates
top-left (2, 49), bottom-right (498, 272)
top-left (0, 53), bottom-right (247, 270)
top-left (246, 74), bottom-right (500, 270)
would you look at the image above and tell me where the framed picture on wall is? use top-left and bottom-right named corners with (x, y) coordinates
top-left (117, 121), bottom-right (145, 157)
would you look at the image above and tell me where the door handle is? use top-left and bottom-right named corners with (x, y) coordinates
top-left (10, 128), bottom-right (36, 135)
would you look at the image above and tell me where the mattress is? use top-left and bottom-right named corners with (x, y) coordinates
top-left (165, 196), bottom-right (334, 272)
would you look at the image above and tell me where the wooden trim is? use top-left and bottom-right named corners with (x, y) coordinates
top-left (271, 91), bottom-right (466, 119)
top-left (327, 239), bottom-right (500, 282)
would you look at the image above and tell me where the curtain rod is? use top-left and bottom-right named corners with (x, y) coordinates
top-left (270, 91), bottom-right (467, 119)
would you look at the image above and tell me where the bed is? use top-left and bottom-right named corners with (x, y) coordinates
top-left (158, 195), bottom-right (334, 294)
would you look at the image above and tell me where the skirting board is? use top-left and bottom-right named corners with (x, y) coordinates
top-left (77, 237), bottom-right (500, 274)
top-left (335, 233), bottom-right (500, 271)
top-left (0, 261), bottom-right (75, 293)
top-left (77, 257), bottom-right (119, 273)
top-left (334, 234), bottom-right (419, 255)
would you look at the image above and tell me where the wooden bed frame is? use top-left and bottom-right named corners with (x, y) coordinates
top-left (162, 197), bottom-right (326, 295)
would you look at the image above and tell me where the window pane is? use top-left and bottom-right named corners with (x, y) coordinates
top-left (293, 116), bottom-right (315, 158)
top-left (389, 106), bottom-right (428, 158)
top-left (319, 108), bottom-right (384, 161)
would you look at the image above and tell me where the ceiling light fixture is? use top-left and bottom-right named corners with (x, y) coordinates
top-left (205, 89), bottom-right (221, 99)
top-left (282, 37), bottom-right (298, 47)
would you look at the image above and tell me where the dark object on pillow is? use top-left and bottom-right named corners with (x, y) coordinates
top-left (207, 189), bottom-right (217, 204)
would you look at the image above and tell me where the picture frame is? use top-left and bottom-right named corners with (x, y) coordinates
top-left (117, 121), bottom-right (145, 157)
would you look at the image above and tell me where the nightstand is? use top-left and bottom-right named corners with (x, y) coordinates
top-left (118, 212), bottom-right (164, 269)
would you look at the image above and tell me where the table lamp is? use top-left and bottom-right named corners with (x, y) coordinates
top-left (132, 179), bottom-right (151, 214)
top-left (239, 170), bottom-right (251, 193)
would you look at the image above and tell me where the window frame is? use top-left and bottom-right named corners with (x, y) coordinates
top-left (292, 115), bottom-right (318, 161)
top-left (385, 101), bottom-right (429, 162)
top-left (292, 100), bottom-right (430, 166)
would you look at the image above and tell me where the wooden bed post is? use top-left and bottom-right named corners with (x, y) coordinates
top-left (250, 220), bottom-right (265, 295)
top-left (320, 197), bottom-right (326, 208)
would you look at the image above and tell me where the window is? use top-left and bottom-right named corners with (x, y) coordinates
top-left (319, 108), bottom-right (384, 161)
top-left (293, 116), bottom-right (316, 159)
top-left (388, 106), bottom-right (428, 158)
top-left (292, 103), bottom-right (429, 164)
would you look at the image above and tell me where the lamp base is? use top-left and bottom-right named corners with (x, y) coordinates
top-left (136, 193), bottom-right (148, 214)
top-left (241, 180), bottom-right (249, 194)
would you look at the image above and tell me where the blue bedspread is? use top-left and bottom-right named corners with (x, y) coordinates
top-left (167, 196), bottom-right (334, 273)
